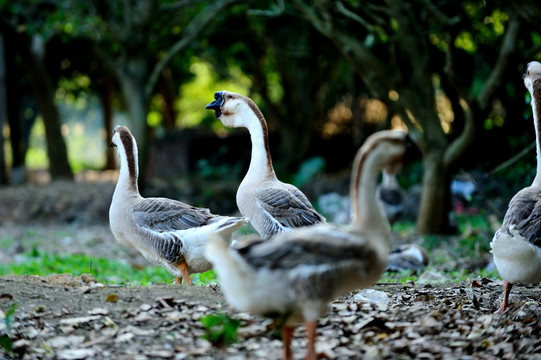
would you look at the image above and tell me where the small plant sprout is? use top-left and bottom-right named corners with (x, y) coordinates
top-left (0, 303), bottom-right (18, 353)
top-left (200, 312), bottom-right (240, 351)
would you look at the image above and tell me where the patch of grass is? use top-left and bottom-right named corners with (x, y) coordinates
top-left (0, 250), bottom-right (216, 286)
top-left (380, 270), bottom-right (418, 284)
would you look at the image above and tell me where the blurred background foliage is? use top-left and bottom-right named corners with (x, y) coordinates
top-left (1, 0), bottom-right (541, 234)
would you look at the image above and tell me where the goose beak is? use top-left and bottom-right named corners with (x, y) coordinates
top-left (205, 91), bottom-right (224, 118)
top-left (523, 62), bottom-right (530, 79)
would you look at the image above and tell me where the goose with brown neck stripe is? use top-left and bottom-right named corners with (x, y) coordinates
top-left (109, 125), bottom-right (247, 284)
top-left (490, 61), bottom-right (541, 313)
top-left (205, 91), bottom-right (325, 240)
top-left (205, 130), bottom-right (408, 360)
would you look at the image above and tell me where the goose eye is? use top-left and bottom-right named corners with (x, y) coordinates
top-left (227, 95), bottom-right (233, 99)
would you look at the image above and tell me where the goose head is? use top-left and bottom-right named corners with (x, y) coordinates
top-left (110, 125), bottom-right (139, 183)
top-left (523, 61), bottom-right (541, 96)
top-left (358, 130), bottom-right (409, 177)
top-left (205, 90), bottom-right (265, 128)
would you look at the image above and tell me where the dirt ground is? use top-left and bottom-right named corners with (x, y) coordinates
top-left (1, 180), bottom-right (541, 359)
top-left (1, 273), bottom-right (540, 360)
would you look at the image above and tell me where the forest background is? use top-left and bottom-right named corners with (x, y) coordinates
top-left (1, 0), bottom-right (541, 235)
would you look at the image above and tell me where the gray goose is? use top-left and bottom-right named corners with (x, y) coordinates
top-left (205, 130), bottom-right (409, 360)
top-left (490, 61), bottom-right (541, 313)
top-left (205, 91), bottom-right (325, 240)
top-left (386, 243), bottom-right (429, 273)
top-left (109, 125), bottom-right (247, 284)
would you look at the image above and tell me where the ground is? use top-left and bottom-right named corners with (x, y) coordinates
top-left (1, 180), bottom-right (540, 359)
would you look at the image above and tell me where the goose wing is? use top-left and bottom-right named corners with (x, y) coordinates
top-left (239, 226), bottom-right (374, 298)
top-left (502, 187), bottom-right (541, 247)
top-left (255, 184), bottom-right (325, 234)
top-left (129, 198), bottom-right (216, 263)
top-left (132, 197), bottom-right (215, 232)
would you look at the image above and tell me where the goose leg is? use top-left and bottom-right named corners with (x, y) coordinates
top-left (495, 280), bottom-right (513, 314)
top-left (305, 320), bottom-right (317, 360)
top-left (176, 261), bottom-right (193, 285)
top-left (282, 325), bottom-right (294, 360)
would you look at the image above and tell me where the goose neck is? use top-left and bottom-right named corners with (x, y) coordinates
top-left (245, 116), bottom-right (275, 178)
top-left (532, 81), bottom-right (541, 187)
top-left (350, 154), bottom-right (390, 240)
top-left (114, 144), bottom-right (140, 197)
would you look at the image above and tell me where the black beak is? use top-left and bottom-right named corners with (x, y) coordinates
top-left (205, 91), bottom-right (224, 118)
top-left (523, 62), bottom-right (530, 79)
top-left (110, 142), bottom-right (116, 148)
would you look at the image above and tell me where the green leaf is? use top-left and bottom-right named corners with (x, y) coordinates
top-left (200, 312), bottom-right (240, 349)
top-left (0, 335), bottom-right (13, 353)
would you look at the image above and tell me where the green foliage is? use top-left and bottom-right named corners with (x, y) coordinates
top-left (177, 58), bottom-right (252, 130)
top-left (292, 156), bottom-right (326, 188)
top-left (200, 312), bottom-right (240, 350)
top-left (0, 303), bottom-right (17, 353)
top-left (195, 156), bottom-right (242, 181)
top-left (0, 250), bottom-right (214, 286)
top-left (381, 212), bottom-right (499, 284)
top-left (193, 270), bottom-right (217, 285)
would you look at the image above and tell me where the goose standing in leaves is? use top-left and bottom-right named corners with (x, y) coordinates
top-left (205, 91), bottom-right (325, 240)
top-left (490, 61), bottom-right (541, 313)
top-left (109, 125), bottom-right (247, 284)
top-left (205, 130), bottom-right (409, 360)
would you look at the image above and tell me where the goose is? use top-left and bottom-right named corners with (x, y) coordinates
top-left (205, 91), bottom-right (325, 240)
top-left (205, 130), bottom-right (409, 360)
top-left (376, 170), bottom-right (405, 226)
top-left (109, 125), bottom-right (247, 284)
top-left (386, 243), bottom-right (429, 273)
top-left (490, 61), bottom-right (541, 313)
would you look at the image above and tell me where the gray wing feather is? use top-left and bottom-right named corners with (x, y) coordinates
top-left (256, 185), bottom-right (325, 231)
top-left (239, 228), bottom-right (373, 301)
top-left (502, 187), bottom-right (541, 247)
top-left (241, 230), bottom-right (372, 270)
top-left (133, 198), bottom-right (215, 232)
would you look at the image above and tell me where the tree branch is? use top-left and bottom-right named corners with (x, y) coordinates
top-left (444, 99), bottom-right (476, 167)
top-left (335, 0), bottom-right (376, 32)
top-left (145, 0), bottom-right (238, 100)
top-left (417, 0), bottom-right (460, 26)
top-left (477, 12), bottom-right (520, 109)
top-left (248, 0), bottom-right (284, 17)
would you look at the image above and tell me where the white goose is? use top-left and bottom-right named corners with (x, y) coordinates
top-left (490, 61), bottom-right (541, 313)
top-left (205, 91), bottom-right (325, 240)
top-left (205, 130), bottom-right (409, 360)
top-left (109, 125), bottom-right (247, 284)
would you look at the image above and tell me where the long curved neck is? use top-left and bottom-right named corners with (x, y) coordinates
top-left (532, 79), bottom-right (541, 187)
top-left (244, 112), bottom-right (275, 179)
top-left (350, 152), bottom-right (390, 240)
top-left (114, 141), bottom-right (140, 198)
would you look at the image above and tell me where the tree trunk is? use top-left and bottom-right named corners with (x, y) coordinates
top-left (99, 77), bottom-right (116, 170)
top-left (19, 36), bottom-right (73, 180)
top-left (159, 69), bottom-right (177, 131)
top-left (0, 33), bottom-right (7, 185)
top-left (116, 59), bottom-right (150, 187)
top-left (416, 151), bottom-right (452, 234)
